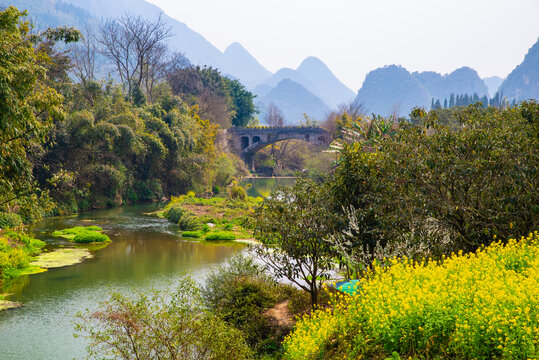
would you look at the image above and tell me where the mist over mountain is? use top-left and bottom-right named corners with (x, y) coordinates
top-left (257, 80), bottom-right (330, 124)
top-left (483, 76), bottom-right (504, 98)
top-left (499, 38), bottom-right (539, 101)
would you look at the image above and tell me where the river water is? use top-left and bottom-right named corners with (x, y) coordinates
top-left (0, 204), bottom-right (244, 359)
top-left (0, 178), bottom-right (295, 359)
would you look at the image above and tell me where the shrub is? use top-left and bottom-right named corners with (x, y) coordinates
top-left (202, 224), bottom-right (211, 233)
top-left (283, 232), bottom-right (539, 360)
top-left (203, 256), bottom-right (291, 355)
top-left (205, 231), bottom-right (236, 241)
top-left (163, 203), bottom-right (185, 224)
top-left (224, 223), bottom-right (233, 230)
top-left (0, 232), bottom-right (45, 281)
top-left (75, 278), bottom-right (252, 360)
top-left (0, 212), bottom-right (23, 229)
top-left (5, 231), bottom-right (45, 255)
top-left (178, 214), bottom-right (201, 231)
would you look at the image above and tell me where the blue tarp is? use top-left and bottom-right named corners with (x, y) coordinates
top-left (335, 279), bottom-right (361, 295)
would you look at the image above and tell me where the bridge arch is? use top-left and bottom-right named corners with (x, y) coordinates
top-left (228, 126), bottom-right (330, 170)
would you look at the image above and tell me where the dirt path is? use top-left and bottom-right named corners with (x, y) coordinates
top-left (265, 300), bottom-right (294, 328)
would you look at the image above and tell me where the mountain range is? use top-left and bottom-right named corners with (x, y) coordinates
top-left (7, 0), bottom-right (539, 122)
top-left (355, 65), bottom-right (490, 116)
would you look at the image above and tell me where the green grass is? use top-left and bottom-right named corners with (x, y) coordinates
top-left (205, 231), bottom-right (236, 241)
top-left (181, 231), bottom-right (203, 238)
top-left (52, 226), bottom-right (110, 243)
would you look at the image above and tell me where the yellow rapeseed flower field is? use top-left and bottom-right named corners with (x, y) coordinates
top-left (284, 232), bottom-right (539, 360)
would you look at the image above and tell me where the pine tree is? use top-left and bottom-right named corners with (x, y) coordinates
top-left (431, 98), bottom-right (435, 110)
top-left (449, 93), bottom-right (455, 108)
top-left (444, 98), bottom-right (448, 108)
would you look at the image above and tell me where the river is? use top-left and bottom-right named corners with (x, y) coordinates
top-left (0, 178), bottom-right (294, 359)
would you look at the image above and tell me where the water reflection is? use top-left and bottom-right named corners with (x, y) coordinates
top-left (242, 177), bottom-right (296, 198)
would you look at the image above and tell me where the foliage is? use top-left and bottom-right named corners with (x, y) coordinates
top-left (252, 178), bottom-right (339, 307)
top-left (330, 103), bottom-right (539, 264)
top-left (204, 231), bottom-right (236, 241)
top-left (284, 232), bottom-right (539, 360)
top-left (0, 212), bottom-right (23, 229)
top-left (178, 213), bottom-right (202, 231)
top-left (75, 278), bottom-right (252, 360)
top-left (202, 255), bottom-right (295, 356)
top-left (228, 179), bottom-right (251, 201)
top-left (0, 6), bottom-right (74, 220)
top-left (163, 204), bottom-right (186, 224)
top-left (0, 231), bottom-right (45, 281)
top-left (223, 77), bottom-right (257, 127)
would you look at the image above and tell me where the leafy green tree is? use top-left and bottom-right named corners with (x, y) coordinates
top-left (223, 78), bottom-right (257, 127)
top-left (0, 6), bottom-right (79, 219)
top-left (252, 178), bottom-right (338, 307)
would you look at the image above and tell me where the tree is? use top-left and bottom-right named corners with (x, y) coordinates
top-left (75, 279), bottom-right (252, 360)
top-left (167, 66), bottom-right (233, 128)
top-left (252, 178), bottom-right (338, 307)
top-left (264, 103), bottom-right (285, 127)
top-left (224, 78), bottom-right (257, 127)
top-left (0, 6), bottom-right (79, 219)
top-left (330, 103), bottom-right (539, 256)
top-left (70, 25), bottom-right (97, 84)
top-left (98, 13), bottom-right (171, 99)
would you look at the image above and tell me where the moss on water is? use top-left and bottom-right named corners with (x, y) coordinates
top-left (30, 248), bottom-right (93, 269)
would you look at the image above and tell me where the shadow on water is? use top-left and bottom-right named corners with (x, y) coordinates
top-left (0, 204), bottom-right (244, 360)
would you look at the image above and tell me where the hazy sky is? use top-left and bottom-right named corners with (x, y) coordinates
top-left (146, 0), bottom-right (539, 91)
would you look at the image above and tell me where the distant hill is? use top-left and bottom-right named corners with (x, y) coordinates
top-left (223, 42), bottom-right (272, 86)
top-left (257, 79), bottom-right (330, 124)
top-left (499, 38), bottom-right (539, 101)
top-left (355, 65), bottom-right (431, 116)
top-left (483, 76), bottom-right (504, 98)
top-left (355, 65), bottom-right (492, 116)
top-left (414, 67), bottom-right (488, 101)
top-left (296, 57), bottom-right (355, 108)
top-left (254, 58), bottom-right (354, 109)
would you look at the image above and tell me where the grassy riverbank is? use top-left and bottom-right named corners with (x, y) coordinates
top-left (160, 191), bottom-right (262, 241)
top-left (0, 231), bottom-right (46, 285)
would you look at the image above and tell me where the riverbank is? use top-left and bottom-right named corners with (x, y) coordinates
top-left (158, 191), bottom-right (261, 243)
top-left (0, 225), bottom-right (114, 311)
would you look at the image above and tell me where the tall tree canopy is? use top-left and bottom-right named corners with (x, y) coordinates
top-left (0, 6), bottom-right (79, 219)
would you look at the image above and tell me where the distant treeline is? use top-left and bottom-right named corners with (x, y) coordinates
top-left (430, 91), bottom-right (515, 110)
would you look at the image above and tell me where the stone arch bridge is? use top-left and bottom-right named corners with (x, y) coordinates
top-left (228, 126), bottom-right (330, 170)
